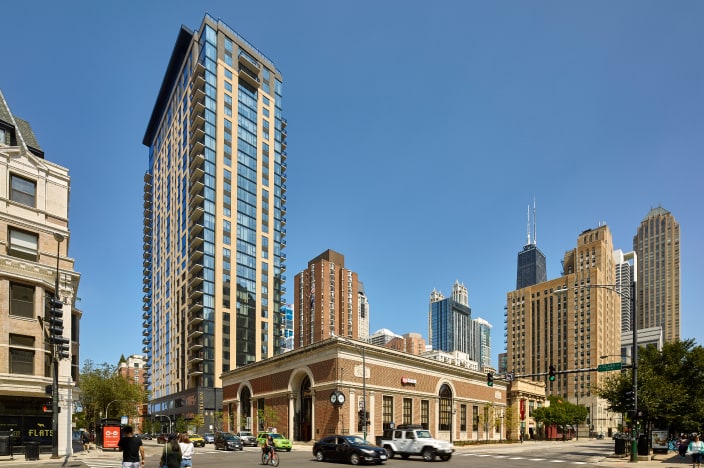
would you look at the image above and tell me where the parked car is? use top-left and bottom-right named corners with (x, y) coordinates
top-left (379, 425), bottom-right (453, 461)
top-left (190, 434), bottom-right (205, 447)
top-left (257, 432), bottom-right (292, 452)
top-left (313, 435), bottom-right (387, 465)
top-left (237, 431), bottom-right (258, 447)
top-left (214, 432), bottom-right (243, 451)
top-left (203, 433), bottom-right (215, 444)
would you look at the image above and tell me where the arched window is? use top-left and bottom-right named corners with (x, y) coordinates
top-left (439, 384), bottom-right (452, 431)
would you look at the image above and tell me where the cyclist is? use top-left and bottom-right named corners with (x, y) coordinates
top-left (261, 434), bottom-right (275, 463)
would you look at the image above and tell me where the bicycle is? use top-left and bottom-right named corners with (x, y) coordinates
top-left (261, 449), bottom-right (279, 466)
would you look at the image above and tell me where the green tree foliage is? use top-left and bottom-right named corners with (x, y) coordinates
top-left (532, 396), bottom-right (588, 439)
top-left (75, 360), bottom-right (148, 431)
top-left (190, 414), bottom-right (205, 434)
top-left (598, 339), bottom-right (704, 433)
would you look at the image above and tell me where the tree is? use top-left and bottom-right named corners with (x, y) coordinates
top-left (75, 360), bottom-right (148, 431)
top-left (598, 339), bottom-right (704, 434)
top-left (190, 414), bottom-right (205, 434)
top-left (532, 396), bottom-right (587, 440)
top-left (503, 406), bottom-right (517, 440)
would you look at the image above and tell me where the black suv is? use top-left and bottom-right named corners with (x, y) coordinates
top-left (214, 432), bottom-right (243, 451)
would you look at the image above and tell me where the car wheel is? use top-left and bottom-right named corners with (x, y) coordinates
top-left (384, 447), bottom-right (394, 459)
top-left (286, 448), bottom-right (291, 452)
top-left (422, 448), bottom-right (435, 462)
top-left (315, 450), bottom-right (325, 462)
top-left (350, 453), bottom-right (360, 465)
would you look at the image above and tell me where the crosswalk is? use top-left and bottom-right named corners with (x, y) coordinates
top-left (460, 452), bottom-right (591, 464)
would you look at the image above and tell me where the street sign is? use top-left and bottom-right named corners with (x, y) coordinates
top-left (597, 362), bottom-right (622, 372)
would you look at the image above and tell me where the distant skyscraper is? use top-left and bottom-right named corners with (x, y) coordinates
top-left (428, 281), bottom-right (471, 354)
top-left (282, 304), bottom-right (294, 352)
top-left (358, 282), bottom-right (370, 341)
top-left (471, 317), bottom-right (492, 370)
top-left (368, 328), bottom-right (402, 346)
top-left (294, 250), bottom-right (365, 347)
top-left (613, 250), bottom-right (636, 332)
top-left (142, 15), bottom-right (287, 424)
top-left (633, 207), bottom-right (680, 342)
top-left (516, 202), bottom-right (547, 289)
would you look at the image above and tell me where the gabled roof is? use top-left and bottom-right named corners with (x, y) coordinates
top-left (0, 89), bottom-right (44, 159)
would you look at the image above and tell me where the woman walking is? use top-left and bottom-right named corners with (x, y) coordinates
top-left (160, 435), bottom-right (182, 468)
top-left (179, 434), bottom-right (195, 468)
top-left (687, 434), bottom-right (704, 468)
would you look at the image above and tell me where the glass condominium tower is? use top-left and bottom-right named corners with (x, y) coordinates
top-left (142, 15), bottom-right (287, 409)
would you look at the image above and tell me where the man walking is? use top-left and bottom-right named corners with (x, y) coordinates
top-left (118, 425), bottom-right (145, 468)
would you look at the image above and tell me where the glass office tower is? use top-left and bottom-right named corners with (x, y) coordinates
top-left (142, 15), bottom-right (287, 421)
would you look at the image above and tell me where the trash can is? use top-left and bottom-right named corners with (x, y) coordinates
top-left (638, 434), bottom-right (649, 456)
top-left (24, 441), bottom-right (40, 461)
top-left (614, 438), bottom-right (626, 455)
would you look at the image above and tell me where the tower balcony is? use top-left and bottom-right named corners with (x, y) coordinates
top-left (238, 66), bottom-right (260, 88)
top-left (188, 351), bottom-right (205, 365)
top-left (188, 300), bottom-right (204, 315)
top-left (142, 346), bottom-right (150, 354)
top-left (188, 310), bottom-right (204, 327)
top-left (188, 273), bottom-right (204, 289)
top-left (189, 137), bottom-right (205, 159)
top-left (238, 51), bottom-right (260, 72)
top-left (142, 310), bottom-right (150, 320)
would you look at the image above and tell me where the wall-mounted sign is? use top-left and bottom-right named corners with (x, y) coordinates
top-left (401, 377), bottom-right (417, 385)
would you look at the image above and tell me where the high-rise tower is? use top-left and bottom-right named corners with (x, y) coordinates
top-left (428, 281), bottom-right (472, 354)
top-left (633, 207), bottom-right (680, 342)
top-left (142, 15), bottom-right (287, 422)
top-left (294, 250), bottom-right (364, 347)
top-left (516, 202), bottom-right (547, 289)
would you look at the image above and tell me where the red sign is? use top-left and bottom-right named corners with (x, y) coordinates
top-left (103, 425), bottom-right (121, 449)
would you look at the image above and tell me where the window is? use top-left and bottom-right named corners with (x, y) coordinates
top-left (460, 405), bottom-right (467, 431)
top-left (8, 228), bottom-right (38, 261)
top-left (402, 398), bottom-right (412, 425)
top-left (10, 174), bottom-right (36, 207)
top-left (382, 396), bottom-right (393, 430)
top-left (10, 283), bottom-right (34, 319)
top-left (420, 400), bottom-right (429, 430)
top-left (438, 384), bottom-right (452, 431)
top-left (10, 334), bottom-right (35, 375)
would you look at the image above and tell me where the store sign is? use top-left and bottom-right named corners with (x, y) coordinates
top-left (401, 377), bottom-right (417, 385)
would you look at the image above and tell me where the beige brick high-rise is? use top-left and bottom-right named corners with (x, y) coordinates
top-left (633, 207), bottom-right (680, 342)
top-left (506, 225), bottom-right (621, 436)
top-left (0, 89), bottom-right (81, 454)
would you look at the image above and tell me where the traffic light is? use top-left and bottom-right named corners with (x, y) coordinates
top-left (624, 390), bottom-right (635, 408)
top-left (487, 372), bottom-right (494, 387)
top-left (42, 402), bottom-right (52, 413)
top-left (55, 337), bottom-right (70, 360)
top-left (47, 296), bottom-right (64, 339)
top-left (548, 365), bottom-right (556, 382)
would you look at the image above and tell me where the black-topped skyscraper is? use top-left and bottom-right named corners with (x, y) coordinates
top-left (142, 15), bottom-right (287, 426)
top-left (516, 203), bottom-right (546, 289)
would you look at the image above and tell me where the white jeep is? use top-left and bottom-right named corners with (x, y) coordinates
top-left (379, 425), bottom-right (454, 461)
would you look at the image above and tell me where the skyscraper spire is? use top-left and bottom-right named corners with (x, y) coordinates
top-left (533, 197), bottom-right (537, 245)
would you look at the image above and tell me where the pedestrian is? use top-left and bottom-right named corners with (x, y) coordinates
top-left (179, 434), bottom-right (194, 467)
top-left (82, 430), bottom-right (90, 452)
top-left (680, 434), bottom-right (691, 459)
top-left (687, 434), bottom-right (704, 468)
top-left (160, 434), bottom-right (182, 468)
top-left (118, 425), bottom-right (145, 468)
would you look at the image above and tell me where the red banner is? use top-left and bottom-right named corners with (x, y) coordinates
top-left (520, 399), bottom-right (526, 420)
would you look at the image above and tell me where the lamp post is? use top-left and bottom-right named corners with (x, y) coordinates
top-left (155, 414), bottom-right (172, 434)
top-left (555, 281), bottom-right (638, 462)
top-left (50, 233), bottom-right (64, 459)
top-left (337, 336), bottom-right (367, 441)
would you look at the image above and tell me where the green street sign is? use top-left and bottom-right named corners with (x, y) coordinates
top-left (597, 362), bottom-right (622, 372)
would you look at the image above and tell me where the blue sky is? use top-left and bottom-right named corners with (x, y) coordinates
top-left (4, 1), bottom-right (703, 367)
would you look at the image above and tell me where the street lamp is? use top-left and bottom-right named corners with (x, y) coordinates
top-left (50, 233), bottom-right (64, 459)
top-left (554, 282), bottom-right (638, 463)
top-left (336, 336), bottom-right (367, 441)
top-left (105, 399), bottom-right (136, 420)
top-left (155, 414), bottom-right (172, 434)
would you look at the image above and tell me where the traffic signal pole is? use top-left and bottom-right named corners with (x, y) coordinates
top-left (51, 233), bottom-right (64, 459)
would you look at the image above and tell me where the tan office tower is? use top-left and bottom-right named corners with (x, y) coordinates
top-left (505, 225), bottom-right (621, 436)
top-left (294, 250), bottom-right (365, 347)
top-left (0, 89), bottom-right (81, 454)
top-left (633, 207), bottom-right (680, 342)
top-left (142, 16), bottom-right (287, 425)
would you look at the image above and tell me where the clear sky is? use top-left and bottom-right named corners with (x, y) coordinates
top-left (4, 1), bottom-right (703, 368)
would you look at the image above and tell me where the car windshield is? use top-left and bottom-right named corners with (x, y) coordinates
top-left (271, 434), bottom-right (284, 440)
top-left (416, 430), bottom-right (432, 439)
top-left (223, 435), bottom-right (236, 440)
top-left (240, 432), bottom-right (252, 437)
top-left (344, 436), bottom-right (367, 445)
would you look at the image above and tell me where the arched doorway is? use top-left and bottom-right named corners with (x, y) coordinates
top-left (240, 387), bottom-right (252, 431)
top-left (438, 384), bottom-right (453, 431)
top-left (296, 376), bottom-right (312, 441)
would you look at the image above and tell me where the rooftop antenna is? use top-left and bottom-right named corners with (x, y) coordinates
top-left (526, 205), bottom-right (531, 246)
top-left (533, 197), bottom-right (537, 245)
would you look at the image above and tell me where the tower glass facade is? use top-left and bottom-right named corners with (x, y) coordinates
top-left (142, 16), bottom-right (287, 413)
